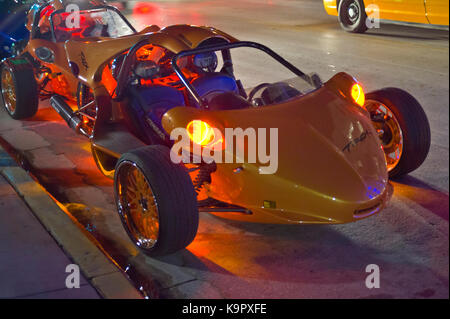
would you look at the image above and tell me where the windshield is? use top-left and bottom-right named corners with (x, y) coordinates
top-left (51, 7), bottom-right (135, 42)
top-left (172, 41), bottom-right (320, 108)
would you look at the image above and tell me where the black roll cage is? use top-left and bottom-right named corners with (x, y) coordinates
top-left (171, 41), bottom-right (313, 107)
top-left (115, 40), bottom-right (315, 106)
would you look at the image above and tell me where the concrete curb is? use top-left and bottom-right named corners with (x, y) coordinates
top-left (0, 145), bottom-right (143, 299)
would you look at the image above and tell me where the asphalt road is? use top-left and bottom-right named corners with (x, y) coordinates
top-left (0, 0), bottom-right (448, 298)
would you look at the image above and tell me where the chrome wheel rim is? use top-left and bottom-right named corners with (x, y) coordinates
top-left (115, 161), bottom-right (160, 249)
top-left (348, 2), bottom-right (360, 23)
top-left (1, 68), bottom-right (16, 114)
top-left (366, 100), bottom-right (404, 172)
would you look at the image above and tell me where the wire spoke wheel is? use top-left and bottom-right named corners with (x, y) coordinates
top-left (366, 99), bottom-right (404, 172)
top-left (116, 161), bottom-right (160, 249)
top-left (113, 146), bottom-right (199, 256)
top-left (1, 68), bottom-right (16, 114)
top-left (0, 61), bottom-right (38, 119)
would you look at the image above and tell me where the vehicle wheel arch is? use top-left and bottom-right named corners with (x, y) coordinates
top-left (91, 144), bottom-right (118, 179)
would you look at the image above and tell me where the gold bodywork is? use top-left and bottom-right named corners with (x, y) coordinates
top-left (162, 74), bottom-right (392, 225)
top-left (23, 3), bottom-right (239, 131)
top-left (63, 25), bottom-right (237, 88)
top-left (25, 25), bottom-right (237, 96)
top-left (23, 1), bottom-right (237, 102)
top-left (323, 0), bottom-right (449, 26)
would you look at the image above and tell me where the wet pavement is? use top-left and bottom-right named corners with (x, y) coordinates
top-left (0, 0), bottom-right (448, 298)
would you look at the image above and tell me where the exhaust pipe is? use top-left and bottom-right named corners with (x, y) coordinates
top-left (50, 95), bottom-right (89, 137)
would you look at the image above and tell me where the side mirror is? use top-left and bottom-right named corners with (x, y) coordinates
top-left (35, 46), bottom-right (54, 63)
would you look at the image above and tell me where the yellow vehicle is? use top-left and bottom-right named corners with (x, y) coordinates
top-left (324, 0), bottom-right (449, 33)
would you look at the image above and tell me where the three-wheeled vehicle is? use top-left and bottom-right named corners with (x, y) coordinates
top-left (1, 0), bottom-right (430, 256)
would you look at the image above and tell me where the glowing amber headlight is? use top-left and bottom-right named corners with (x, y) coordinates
top-left (351, 83), bottom-right (365, 107)
top-left (187, 120), bottom-right (216, 146)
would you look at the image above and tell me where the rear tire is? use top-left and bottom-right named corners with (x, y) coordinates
top-left (365, 88), bottom-right (431, 178)
top-left (1, 60), bottom-right (38, 119)
top-left (114, 145), bottom-right (199, 256)
top-left (338, 0), bottom-right (368, 33)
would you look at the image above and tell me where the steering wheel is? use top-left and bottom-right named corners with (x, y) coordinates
top-left (248, 83), bottom-right (272, 102)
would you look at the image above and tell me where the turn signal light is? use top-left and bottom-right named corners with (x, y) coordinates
top-left (351, 83), bottom-right (365, 107)
top-left (187, 120), bottom-right (215, 146)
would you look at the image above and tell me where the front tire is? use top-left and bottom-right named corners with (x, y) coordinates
top-left (365, 88), bottom-right (431, 178)
top-left (114, 145), bottom-right (199, 256)
top-left (338, 0), bottom-right (368, 33)
top-left (1, 60), bottom-right (38, 119)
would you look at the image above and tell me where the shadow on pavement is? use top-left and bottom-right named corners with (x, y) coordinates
top-left (392, 175), bottom-right (449, 221)
top-left (160, 218), bottom-right (388, 285)
top-left (365, 24), bottom-right (449, 41)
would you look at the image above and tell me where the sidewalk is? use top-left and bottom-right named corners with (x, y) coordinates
top-left (0, 174), bottom-right (100, 298)
top-left (0, 145), bottom-right (142, 299)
